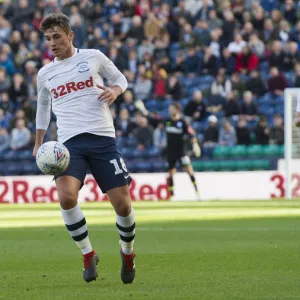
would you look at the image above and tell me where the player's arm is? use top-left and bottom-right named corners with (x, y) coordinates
top-left (33, 72), bottom-right (51, 157)
top-left (184, 120), bottom-right (201, 158)
top-left (96, 51), bottom-right (128, 106)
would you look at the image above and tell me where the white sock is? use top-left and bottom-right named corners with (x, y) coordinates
top-left (61, 205), bottom-right (93, 255)
top-left (116, 208), bottom-right (135, 255)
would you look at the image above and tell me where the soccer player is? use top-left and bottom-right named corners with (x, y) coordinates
top-left (166, 102), bottom-right (201, 200)
top-left (32, 13), bottom-right (135, 284)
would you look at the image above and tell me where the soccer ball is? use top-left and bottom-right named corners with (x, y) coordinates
top-left (36, 141), bottom-right (70, 175)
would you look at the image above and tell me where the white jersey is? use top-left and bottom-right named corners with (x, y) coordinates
top-left (36, 48), bottom-right (128, 143)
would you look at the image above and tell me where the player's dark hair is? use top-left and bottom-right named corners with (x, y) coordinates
top-left (40, 13), bottom-right (71, 34)
top-left (170, 102), bottom-right (181, 112)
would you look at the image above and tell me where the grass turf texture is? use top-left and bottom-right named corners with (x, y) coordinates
top-left (1, 201), bottom-right (300, 300)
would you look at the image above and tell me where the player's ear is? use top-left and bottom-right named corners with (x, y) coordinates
top-left (69, 31), bottom-right (74, 42)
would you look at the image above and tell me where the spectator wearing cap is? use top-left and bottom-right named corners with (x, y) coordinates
top-left (267, 67), bottom-right (288, 96)
top-left (184, 90), bottom-right (206, 121)
top-left (203, 115), bottom-right (219, 146)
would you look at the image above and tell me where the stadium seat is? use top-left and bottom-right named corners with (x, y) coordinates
top-left (202, 160), bottom-right (220, 171)
top-left (247, 145), bottom-right (264, 157)
top-left (135, 161), bottom-right (153, 172)
top-left (192, 161), bottom-right (202, 171)
top-left (235, 160), bottom-right (251, 171)
top-left (229, 145), bottom-right (247, 157)
top-left (262, 145), bottom-right (281, 157)
top-left (249, 159), bottom-right (270, 170)
top-left (219, 160), bottom-right (236, 171)
top-left (279, 145), bottom-right (284, 156)
top-left (213, 146), bottom-right (231, 158)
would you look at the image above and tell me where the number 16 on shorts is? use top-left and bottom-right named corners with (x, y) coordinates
top-left (110, 158), bottom-right (128, 175)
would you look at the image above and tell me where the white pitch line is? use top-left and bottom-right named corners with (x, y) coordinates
top-left (14, 227), bottom-right (300, 232)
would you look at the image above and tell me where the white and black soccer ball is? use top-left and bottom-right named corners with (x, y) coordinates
top-left (36, 141), bottom-right (70, 175)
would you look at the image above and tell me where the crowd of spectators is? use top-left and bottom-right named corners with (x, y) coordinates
top-left (0, 0), bottom-right (299, 155)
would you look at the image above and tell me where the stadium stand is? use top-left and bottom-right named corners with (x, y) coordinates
top-left (0, 0), bottom-right (299, 174)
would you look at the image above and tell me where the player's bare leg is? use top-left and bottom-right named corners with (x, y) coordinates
top-left (168, 168), bottom-right (176, 200)
top-left (56, 176), bottom-right (98, 283)
top-left (107, 185), bottom-right (135, 284)
top-left (183, 164), bottom-right (200, 200)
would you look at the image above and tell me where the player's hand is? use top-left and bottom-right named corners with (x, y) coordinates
top-left (32, 144), bottom-right (41, 158)
top-left (97, 84), bottom-right (120, 106)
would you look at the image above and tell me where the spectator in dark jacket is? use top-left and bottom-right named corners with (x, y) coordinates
top-left (166, 75), bottom-right (182, 100)
top-left (240, 91), bottom-right (258, 121)
top-left (269, 114), bottom-right (284, 145)
top-left (201, 46), bottom-right (217, 76)
top-left (294, 63), bottom-right (300, 87)
top-left (203, 115), bottom-right (219, 146)
top-left (245, 70), bottom-right (266, 97)
top-left (267, 67), bottom-right (288, 96)
top-left (184, 90), bottom-right (206, 121)
top-left (223, 92), bottom-right (240, 119)
top-left (134, 116), bottom-right (153, 150)
top-left (221, 48), bottom-right (236, 75)
top-left (236, 117), bottom-right (251, 145)
top-left (269, 40), bottom-right (285, 70)
top-left (184, 47), bottom-right (201, 74)
top-left (116, 108), bottom-right (136, 137)
top-left (255, 116), bottom-right (269, 145)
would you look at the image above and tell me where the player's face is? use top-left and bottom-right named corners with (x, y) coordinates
top-left (44, 27), bottom-right (74, 60)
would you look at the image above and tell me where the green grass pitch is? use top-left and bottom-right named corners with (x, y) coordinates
top-left (1, 200), bottom-right (300, 300)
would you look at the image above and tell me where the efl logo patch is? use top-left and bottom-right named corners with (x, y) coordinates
top-left (77, 62), bottom-right (89, 73)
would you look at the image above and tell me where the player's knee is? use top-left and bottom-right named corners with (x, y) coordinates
top-left (58, 190), bottom-right (78, 210)
top-left (114, 196), bottom-right (131, 217)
